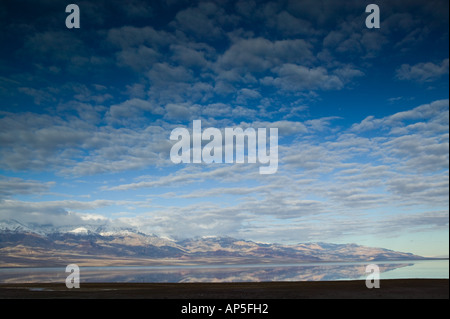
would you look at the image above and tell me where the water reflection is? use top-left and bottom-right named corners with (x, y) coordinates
top-left (2, 261), bottom-right (440, 283)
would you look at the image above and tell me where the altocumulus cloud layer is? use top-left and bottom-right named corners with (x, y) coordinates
top-left (0, 0), bottom-right (448, 256)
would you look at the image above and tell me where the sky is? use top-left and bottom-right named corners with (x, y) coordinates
top-left (0, 0), bottom-right (448, 257)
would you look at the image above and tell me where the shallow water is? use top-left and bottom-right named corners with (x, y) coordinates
top-left (0, 259), bottom-right (447, 283)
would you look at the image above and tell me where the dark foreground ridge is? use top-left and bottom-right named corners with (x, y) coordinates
top-left (0, 279), bottom-right (448, 299)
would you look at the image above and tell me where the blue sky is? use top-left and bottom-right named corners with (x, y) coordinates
top-left (0, 0), bottom-right (448, 257)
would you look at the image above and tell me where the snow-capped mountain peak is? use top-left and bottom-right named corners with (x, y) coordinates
top-left (0, 219), bottom-right (40, 234)
top-left (68, 227), bottom-right (89, 234)
top-left (0, 219), bottom-right (144, 237)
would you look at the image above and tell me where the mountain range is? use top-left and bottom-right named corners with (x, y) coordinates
top-left (0, 219), bottom-right (425, 267)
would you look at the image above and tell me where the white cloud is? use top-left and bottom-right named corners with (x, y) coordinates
top-left (24, 31), bottom-right (85, 60)
top-left (164, 103), bottom-right (200, 120)
top-left (235, 88), bottom-right (261, 104)
top-left (351, 99), bottom-right (449, 133)
top-left (108, 98), bottom-right (164, 119)
top-left (0, 199), bottom-right (111, 226)
top-left (273, 11), bottom-right (316, 36)
top-left (0, 110), bottom-right (173, 176)
top-left (0, 176), bottom-right (52, 199)
top-left (106, 26), bottom-right (173, 49)
top-left (170, 43), bottom-right (212, 68)
top-left (217, 38), bottom-right (314, 73)
top-left (264, 63), bottom-right (360, 91)
top-left (116, 45), bottom-right (160, 70)
top-left (171, 2), bottom-right (234, 40)
top-left (396, 58), bottom-right (449, 82)
top-left (107, 165), bottom-right (248, 191)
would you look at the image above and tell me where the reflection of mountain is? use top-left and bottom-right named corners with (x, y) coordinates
top-left (173, 263), bottom-right (415, 283)
top-left (0, 219), bottom-right (425, 267)
top-left (0, 262), bottom-right (416, 283)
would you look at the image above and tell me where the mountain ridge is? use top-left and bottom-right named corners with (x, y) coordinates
top-left (0, 219), bottom-right (427, 268)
